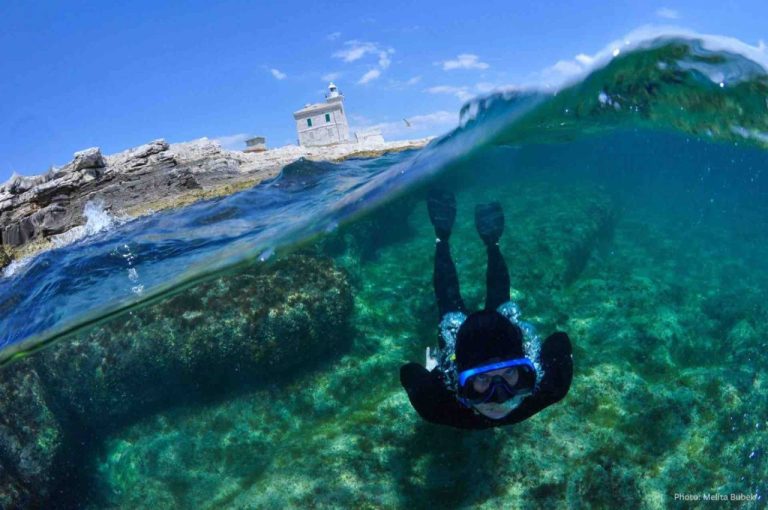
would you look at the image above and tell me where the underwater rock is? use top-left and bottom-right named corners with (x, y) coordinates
top-left (0, 468), bottom-right (27, 510)
top-left (95, 394), bottom-right (278, 509)
top-left (0, 363), bottom-right (63, 508)
top-left (93, 369), bottom-right (426, 508)
top-left (0, 253), bottom-right (352, 508)
top-left (33, 253), bottom-right (353, 430)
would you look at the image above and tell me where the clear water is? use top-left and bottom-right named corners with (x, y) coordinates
top-left (1, 35), bottom-right (767, 508)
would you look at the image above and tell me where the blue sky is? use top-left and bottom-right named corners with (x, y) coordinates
top-left (1, 0), bottom-right (767, 182)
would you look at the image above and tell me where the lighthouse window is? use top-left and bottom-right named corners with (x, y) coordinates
top-left (325, 113), bottom-right (331, 123)
top-left (307, 118), bottom-right (312, 127)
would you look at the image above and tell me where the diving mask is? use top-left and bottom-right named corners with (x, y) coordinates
top-left (457, 358), bottom-right (537, 407)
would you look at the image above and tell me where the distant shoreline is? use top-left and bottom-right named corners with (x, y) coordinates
top-left (0, 137), bottom-right (434, 271)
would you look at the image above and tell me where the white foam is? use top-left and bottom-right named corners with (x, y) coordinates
top-left (52, 200), bottom-right (128, 248)
top-left (731, 126), bottom-right (768, 145)
top-left (2, 257), bottom-right (31, 278)
top-left (2, 201), bottom-right (129, 279)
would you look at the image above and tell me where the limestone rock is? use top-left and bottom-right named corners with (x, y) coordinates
top-left (0, 363), bottom-right (63, 508)
top-left (33, 253), bottom-right (353, 429)
top-left (1, 217), bottom-right (35, 246)
top-left (0, 247), bottom-right (11, 271)
top-left (0, 137), bottom-right (431, 255)
top-left (71, 147), bottom-right (105, 171)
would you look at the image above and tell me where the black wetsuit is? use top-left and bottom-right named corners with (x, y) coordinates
top-left (400, 237), bottom-right (573, 430)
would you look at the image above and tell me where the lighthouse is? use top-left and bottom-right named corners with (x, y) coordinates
top-left (292, 82), bottom-right (351, 147)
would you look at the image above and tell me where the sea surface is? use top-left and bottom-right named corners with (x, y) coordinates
top-left (0, 32), bottom-right (767, 509)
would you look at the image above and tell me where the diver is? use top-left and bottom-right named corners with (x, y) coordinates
top-left (400, 190), bottom-right (573, 429)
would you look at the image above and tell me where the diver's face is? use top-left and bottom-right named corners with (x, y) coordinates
top-left (471, 366), bottom-right (519, 393)
top-left (473, 400), bottom-right (518, 419)
top-left (471, 366), bottom-right (520, 419)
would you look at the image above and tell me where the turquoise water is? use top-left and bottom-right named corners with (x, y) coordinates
top-left (1, 35), bottom-right (767, 508)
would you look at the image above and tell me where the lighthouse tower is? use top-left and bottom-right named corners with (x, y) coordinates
top-left (326, 82), bottom-right (341, 101)
top-left (293, 82), bottom-right (351, 146)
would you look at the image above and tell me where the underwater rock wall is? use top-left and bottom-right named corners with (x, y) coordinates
top-left (0, 253), bottom-right (353, 508)
top-left (0, 366), bottom-right (62, 508)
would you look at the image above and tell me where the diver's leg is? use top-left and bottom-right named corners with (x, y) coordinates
top-left (476, 202), bottom-right (510, 310)
top-left (485, 241), bottom-right (510, 309)
top-left (428, 190), bottom-right (466, 318)
top-left (434, 239), bottom-right (465, 317)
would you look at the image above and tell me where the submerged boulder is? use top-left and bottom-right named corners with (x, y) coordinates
top-left (33, 253), bottom-right (353, 430)
top-left (0, 252), bottom-right (353, 507)
top-left (0, 364), bottom-right (63, 509)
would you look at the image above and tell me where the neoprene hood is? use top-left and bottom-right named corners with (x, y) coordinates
top-left (455, 310), bottom-right (524, 372)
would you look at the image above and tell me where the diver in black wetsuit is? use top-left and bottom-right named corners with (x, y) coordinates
top-left (400, 190), bottom-right (573, 430)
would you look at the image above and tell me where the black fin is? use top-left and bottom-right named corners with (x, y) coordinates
top-left (475, 202), bottom-right (504, 244)
top-left (427, 189), bottom-right (456, 240)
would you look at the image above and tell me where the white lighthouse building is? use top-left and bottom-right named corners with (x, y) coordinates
top-left (293, 82), bottom-right (351, 147)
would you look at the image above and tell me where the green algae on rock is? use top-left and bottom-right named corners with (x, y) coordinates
top-left (0, 364), bottom-right (63, 509)
top-left (0, 253), bottom-right (353, 508)
top-left (0, 247), bottom-right (11, 273)
top-left (33, 253), bottom-right (353, 430)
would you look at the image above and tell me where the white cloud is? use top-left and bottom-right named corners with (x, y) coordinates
top-left (531, 47), bottom-right (615, 85)
top-left (212, 133), bottom-right (253, 151)
top-left (333, 40), bottom-right (378, 62)
top-left (425, 85), bottom-right (474, 101)
top-left (474, 82), bottom-right (497, 93)
top-left (424, 81), bottom-right (518, 102)
top-left (322, 72), bottom-right (341, 82)
top-left (353, 110), bottom-right (457, 139)
top-left (334, 40), bottom-right (394, 84)
top-left (358, 69), bottom-right (381, 84)
top-left (385, 76), bottom-right (421, 90)
top-left (378, 49), bottom-right (393, 69)
top-left (656, 8), bottom-right (679, 19)
top-left (327, 31), bottom-right (341, 41)
top-left (270, 68), bottom-right (286, 80)
top-left (440, 53), bottom-right (489, 71)
top-left (349, 113), bottom-right (372, 125)
top-left (548, 60), bottom-right (583, 77)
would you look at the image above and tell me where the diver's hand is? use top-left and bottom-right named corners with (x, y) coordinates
top-left (425, 346), bottom-right (438, 371)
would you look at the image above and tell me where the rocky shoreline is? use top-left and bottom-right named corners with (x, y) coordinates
top-left (0, 137), bottom-right (432, 270)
